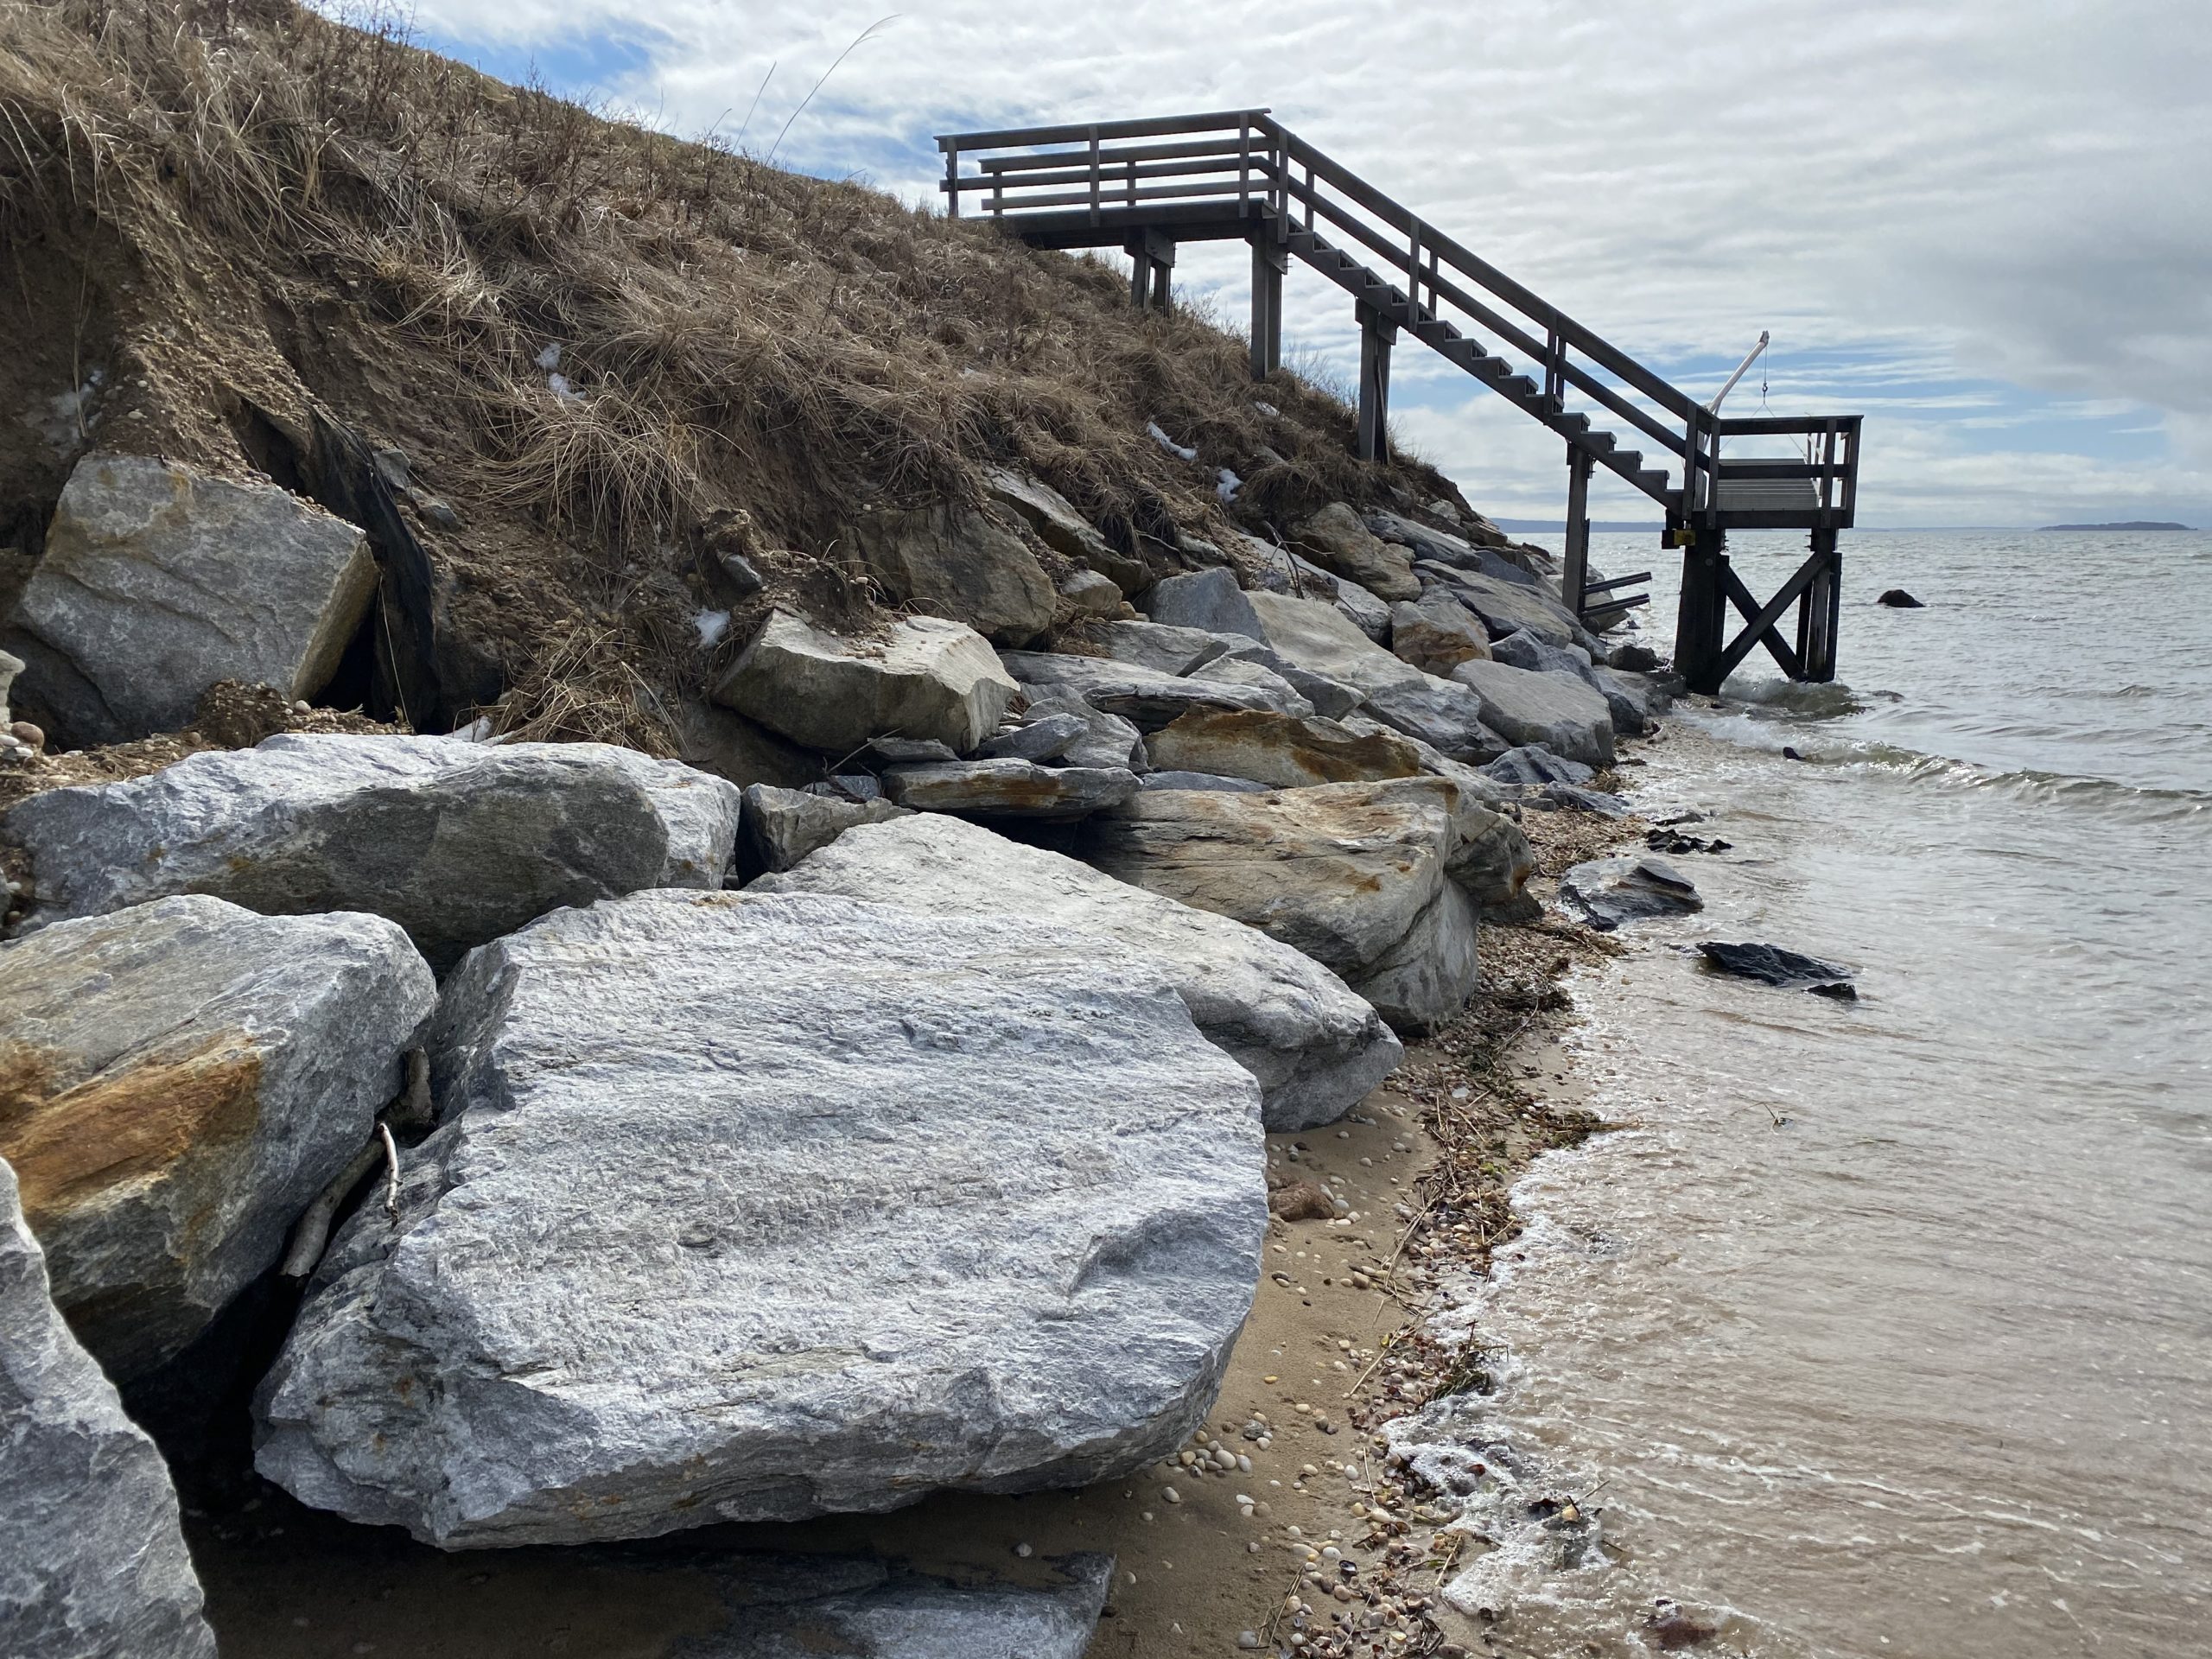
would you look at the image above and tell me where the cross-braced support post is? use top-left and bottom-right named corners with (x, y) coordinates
top-left (1357, 302), bottom-right (1395, 461)
top-left (1126, 228), bottom-right (1176, 314)
top-left (1796, 528), bottom-right (1842, 682)
top-left (1673, 524), bottom-right (1731, 695)
top-left (1249, 233), bottom-right (1287, 379)
top-left (1560, 444), bottom-right (1595, 619)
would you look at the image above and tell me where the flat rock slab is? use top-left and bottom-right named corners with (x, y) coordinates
top-left (1085, 619), bottom-right (1234, 677)
top-left (715, 611), bottom-right (1016, 754)
top-left (738, 784), bottom-right (909, 877)
top-left (758, 813), bottom-right (1399, 1131)
top-left (1141, 770), bottom-right (1273, 792)
top-left (1085, 781), bottom-right (1481, 1033)
top-left (998, 652), bottom-right (1276, 730)
top-left (1484, 744), bottom-right (1596, 786)
top-left (1451, 659), bottom-right (1615, 766)
top-left (1699, 941), bottom-right (1857, 997)
top-left (7, 454), bottom-right (375, 745)
top-left (1558, 855), bottom-right (1704, 931)
top-left (256, 890), bottom-right (1266, 1546)
top-left (1, 1158), bottom-right (219, 1658)
top-left (0, 895), bottom-right (433, 1379)
top-left (1002, 696), bottom-right (1145, 770)
top-left (1144, 709), bottom-right (1424, 791)
top-left (7, 734), bottom-right (741, 971)
top-left (880, 759), bottom-right (1140, 819)
top-left (1243, 592), bottom-right (1499, 759)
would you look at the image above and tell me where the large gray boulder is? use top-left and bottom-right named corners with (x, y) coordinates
top-left (7, 734), bottom-right (742, 971)
top-left (1490, 629), bottom-right (1647, 735)
top-left (1244, 591), bottom-right (1501, 758)
top-left (1451, 659), bottom-right (1615, 765)
top-left (1014, 695), bottom-right (1146, 770)
top-left (1390, 594), bottom-right (1492, 675)
top-left (6, 454), bottom-right (377, 745)
top-left (255, 890), bottom-right (1266, 1546)
top-left (1290, 503), bottom-right (1420, 601)
top-left (880, 759), bottom-right (1141, 819)
top-left (982, 467), bottom-right (1146, 594)
top-left (1085, 619), bottom-right (1234, 677)
top-left (1139, 566), bottom-right (1264, 638)
top-left (758, 814), bottom-right (1401, 1130)
top-left (1416, 561), bottom-right (1586, 647)
top-left (1365, 506), bottom-right (1516, 556)
top-left (997, 652), bottom-right (1276, 730)
top-left (1144, 709), bottom-right (1424, 790)
top-left (1287, 552), bottom-right (1395, 642)
top-left (1085, 780), bottom-right (1481, 1033)
top-left (739, 784), bottom-right (909, 875)
top-left (849, 504), bottom-right (1055, 647)
top-left (1, 1159), bottom-right (219, 1658)
top-left (0, 895), bottom-right (434, 1379)
top-left (715, 610), bottom-right (1017, 754)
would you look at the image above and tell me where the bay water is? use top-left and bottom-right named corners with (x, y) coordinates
top-left (1409, 530), bottom-right (2212, 1657)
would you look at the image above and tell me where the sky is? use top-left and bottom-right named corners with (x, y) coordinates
top-left (387, 0), bottom-right (2212, 528)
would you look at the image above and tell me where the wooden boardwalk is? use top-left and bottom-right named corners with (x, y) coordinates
top-left (937, 111), bottom-right (1864, 694)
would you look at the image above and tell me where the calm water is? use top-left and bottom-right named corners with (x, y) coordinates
top-left (1399, 530), bottom-right (2212, 1657)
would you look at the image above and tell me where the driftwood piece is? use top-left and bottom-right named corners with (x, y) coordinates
top-left (279, 1050), bottom-right (429, 1280)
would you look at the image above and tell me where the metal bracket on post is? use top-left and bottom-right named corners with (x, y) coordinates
top-left (1357, 302), bottom-right (1397, 461)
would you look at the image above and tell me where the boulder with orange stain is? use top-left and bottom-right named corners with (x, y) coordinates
top-left (0, 894), bottom-right (433, 1380)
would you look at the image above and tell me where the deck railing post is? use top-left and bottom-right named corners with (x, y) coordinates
top-left (1088, 126), bottom-right (1101, 226)
top-left (1408, 219), bottom-right (1423, 315)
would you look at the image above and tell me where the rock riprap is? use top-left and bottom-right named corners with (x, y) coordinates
top-left (879, 759), bottom-right (1141, 819)
top-left (1450, 658), bottom-right (1615, 765)
top-left (849, 505), bottom-right (1056, 647)
top-left (1143, 709), bottom-right (1423, 790)
top-left (0, 895), bottom-right (433, 1379)
top-left (6, 454), bottom-right (377, 745)
top-left (255, 890), bottom-right (1266, 1546)
top-left (1, 1159), bottom-right (219, 1658)
top-left (714, 610), bottom-right (1016, 753)
top-left (737, 784), bottom-right (908, 876)
top-left (1085, 780), bottom-right (1481, 1033)
top-left (7, 734), bottom-right (741, 970)
top-left (757, 813), bottom-right (1400, 1130)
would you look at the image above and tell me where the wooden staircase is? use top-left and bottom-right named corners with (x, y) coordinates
top-left (936, 110), bottom-right (1864, 694)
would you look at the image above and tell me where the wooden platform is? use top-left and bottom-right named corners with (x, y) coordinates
top-left (936, 111), bottom-right (1866, 694)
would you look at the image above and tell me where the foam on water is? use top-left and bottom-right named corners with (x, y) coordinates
top-left (1420, 529), bottom-right (2212, 1656)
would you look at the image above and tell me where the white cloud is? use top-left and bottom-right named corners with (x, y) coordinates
top-left (402, 0), bottom-right (2212, 524)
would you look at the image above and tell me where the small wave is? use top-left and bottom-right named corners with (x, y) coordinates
top-left (1716, 673), bottom-right (1871, 719)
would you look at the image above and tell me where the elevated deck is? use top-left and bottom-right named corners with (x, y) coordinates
top-left (937, 111), bottom-right (1866, 692)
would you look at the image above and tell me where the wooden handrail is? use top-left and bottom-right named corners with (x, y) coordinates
top-left (937, 109), bottom-right (1266, 151)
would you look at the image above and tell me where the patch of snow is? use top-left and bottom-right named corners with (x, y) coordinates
top-left (695, 609), bottom-right (732, 649)
top-left (1217, 468), bottom-right (1243, 504)
top-left (535, 343), bottom-right (563, 371)
top-left (1147, 421), bottom-right (1198, 461)
top-left (1253, 400), bottom-right (1280, 417)
top-left (548, 372), bottom-right (580, 404)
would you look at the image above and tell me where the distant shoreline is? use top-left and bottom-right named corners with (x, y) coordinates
top-left (2039, 520), bottom-right (2195, 531)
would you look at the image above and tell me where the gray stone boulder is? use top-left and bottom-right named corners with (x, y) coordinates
top-left (1290, 503), bottom-right (1421, 601)
top-left (1362, 676), bottom-right (1504, 763)
top-left (7, 734), bottom-right (743, 971)
top-left (1187, 655), bottom-right (1316, 718)
top-left (1144, 709), bottom-right (1424, 790)
top-left (982, 467), bottom-right (1146, 594)
top-left (1390, 594), bottom-right (1492, 676)
top-left (998, 652), bottom-right (1276, 730)
top-left (880, 759), bottom-right (1141, 819)
top-left (8, 454), bottom-right (378, 745)
top-left (1014, 695), bottom-right (1146, 770)
top-left (1287, 552), bottom-right (1393, 641)
top-left (0, 896), bottom-right (434, 1380)
top-left (1141, 770), bottom-right (1272, 793)
top-left (1416, 561), bottom-right (1586, 647)
top-left (1086, 619), bottom-right (1233, 677)
top-left (739, 784), bottom-right (909, 875)
top-left (975, 710), bottom-right (1090, 763)
top-left (1451, 659), bottom-right (1616, 766)
top-left (0, 647), bottom-right (22, 728)
top-left (1139, 566), bottom-right (1263, 638)
top-left (1558, 855), bottom-right (1704, 931)
top-left (714, 610), bottom-right (1017, 754)
top-left (1484, 744), bottom-right (1597, 786)
top-left (1, 1159), bottom-right (219, 1658)
top-left (1365, 506), bottom-right (1515, 556)
top-left (1056, 568), bottom-right (1124, 618)
top-left (1086, 780), bottom-right (1480, 1033)
top-left (1490, 629), bottom-right (1647, 735)
top-left (255, 890), bottom-right (1266, 1546)
top-left (759, 814), bottom-right (1399, 1130)
top-left (849, 504), bottom-right (1055, 647)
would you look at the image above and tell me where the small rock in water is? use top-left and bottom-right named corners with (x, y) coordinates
top-left (1876, 588), bottom-right (1925, 607)
top-left (1699, 940), bottom-right (1857, 998)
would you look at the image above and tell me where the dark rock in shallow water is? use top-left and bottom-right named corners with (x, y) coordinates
top-left (1699, 940), bottom-right (1857, 996)
top-left (1876, 588), bottom-right (1924, 608)
top-left (1541, 782), bottom-right (1632, 817)
top-left (1484, 743), bottom-right (1595, 786)
top-left (1557, 855), bottom-right (1703, 931)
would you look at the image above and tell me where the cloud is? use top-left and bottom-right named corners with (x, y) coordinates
top-left (398, 0), bottom-right (2212, 524)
